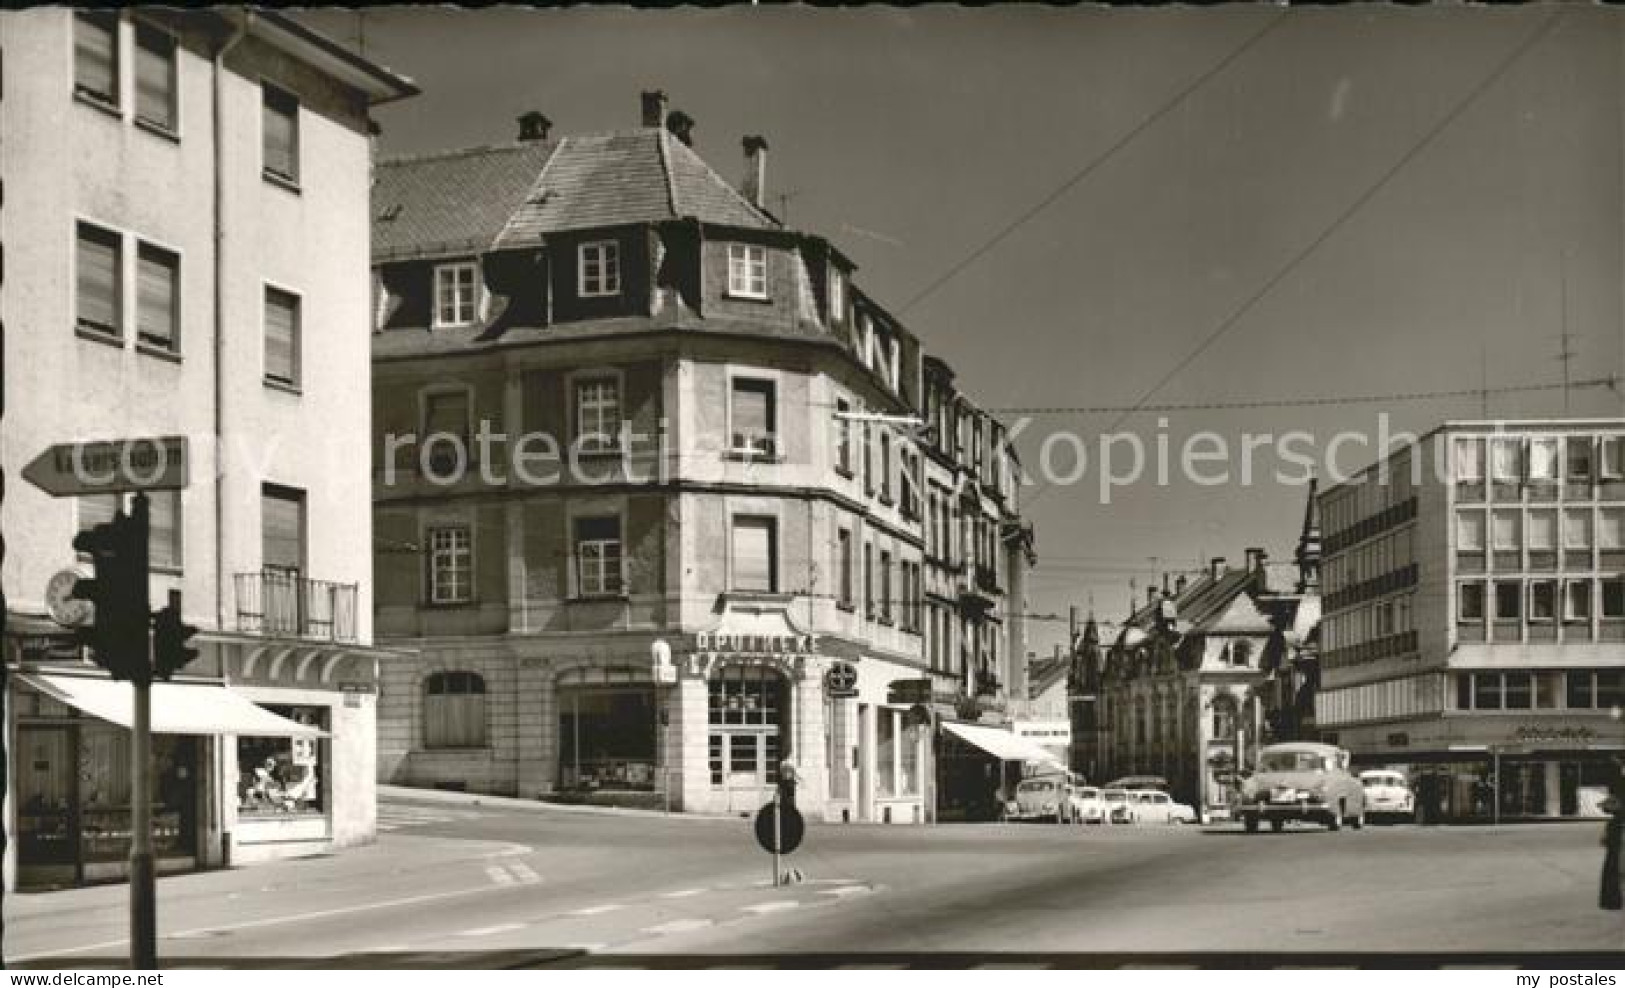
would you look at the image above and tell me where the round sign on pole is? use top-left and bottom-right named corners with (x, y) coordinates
top-left (45, 568), bottom-right (93, 628)
top-left (824, 661), bottom-right (858, 698)
top-left (754, 801), bottom-right (805, 855)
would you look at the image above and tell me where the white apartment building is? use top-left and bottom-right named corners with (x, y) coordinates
top-left (0, 8), bottom-right (414, 888)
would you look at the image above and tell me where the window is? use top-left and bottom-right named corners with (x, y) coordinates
top-left (730, 378), bottom-right (777, 457)
top-left (76, 223), bottom-right (122, 338)
top-left (1566, 580), bottom-right (1591, 622)
top-left (1490, 438), bottom-right (1522, 483)
top-left (422, 390), bottom-right (471, 446)
top-left (1528, 438), bottom-right (1559, 482)
top-left (263, 287), bottom-right (300, 387)
top-left (1456, 511), bottom-right (1485, 551)
top-left (261, 485), bottom-right (305, 575)
top-left (1567, 436), bottom-right (1594, 482)
top-left (1604, 578), bottom-right (1625, 619)
top-left (433, 262), bottom-right (479, 328)
top-left (828, 268), bottom-right (845, 323)
top-left (1567, 671), bottom-right (1595, 710)
top-left (879, 550), bottom-right (893, 622)
top-left (864, 543), bottom-right (874, 617)
top-left (1528, 581), bottom-right (1556, 622)
top-left (1503, 672), bottom-right (1533, 710)
top-left (1454, 438), bottom-right (1485, 482)
top-left (424, 672), bottom-right (486, 748)
top-left (136, 242), bottom-right (179, 352)
top-left (578, 242), bottom-right (620, 297)
top-left (837, 529), bottom-right (853, 608)
top-left (74, 11), bottom-right (120, 106)
top-left (79, 492), bottom-right (181, 571)
top-left (559, 688), bottom-right (656, 791)
top-left (133, 23), bottom-right (177, 132)
top-left (1494, 581), bottom-right (1521, 620)
top-left (428, 527), bottom-right (472, 604)
top-left (1564, 509), bottom-right (1593, 550)
top-left (574, 377), bottom-right (620, 451)
top-left (732, 516), bottom-right (778, 593)
top-left (262, 84), bottom-right (299, 184)
top-left (1458, 582), bottom-right (1485, 622)
top-left (879, 432), bottom-right (892, 501)
top-left (1602, 437), bottom-right (1625, 481)
top-left (835, 399), bottom-right (852, 474)
top-left (574, 516), bottom-right (623, 597)
top-left (238, 705), bottom-right (328, 816)
top-left (1527, 510), bottom-right (1557, 551)
top-left (1491, 510), bottom-right (1520, 551)
top-left (727, 244), bottom-right (768, 299)
top-left (1601, 508), bottom-right (1624, 550)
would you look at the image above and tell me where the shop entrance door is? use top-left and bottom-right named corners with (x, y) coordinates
top-left (717, 729), bottom-right (780, 814)
top-left (16, 725), bottom-right (79, 886)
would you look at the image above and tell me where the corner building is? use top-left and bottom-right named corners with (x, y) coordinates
top-left (370, 96), bottom-right (1034, 822)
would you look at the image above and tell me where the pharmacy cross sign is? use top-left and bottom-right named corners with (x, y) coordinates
top-left (824, 661), bottom-right (859, 698)
top-left (22, 436), bottom-right (189, 497)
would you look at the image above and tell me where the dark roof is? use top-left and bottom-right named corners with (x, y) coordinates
top-left (374, 129), bottom-right (778, 262)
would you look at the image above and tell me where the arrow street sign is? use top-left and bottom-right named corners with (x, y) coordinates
top-left (23, 436), bottom-right (189, 497)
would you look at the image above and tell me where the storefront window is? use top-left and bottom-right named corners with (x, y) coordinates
top-left (558, 688), bottom-right (656, 791)
top-left (708, 666), bottom-right (786, 788)
top-left (901, 722), bottom-right (922, 796)
top-left (238, 705), bottom-right (327, 818)
top-left (877, 710), bottom-right (896, 797)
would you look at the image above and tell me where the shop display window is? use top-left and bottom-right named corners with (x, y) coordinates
top-left (558, 688), bottom-right (657, 791)
top-left (237, 705), bottom-right (328, 818)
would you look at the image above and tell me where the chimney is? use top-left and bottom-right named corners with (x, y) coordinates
top-left (1211, 557), bottom-right (1227, 579)
top-left (1246, 547), bottom-right (1268, 573)
top-left (1161, 572), bottom-right (1170, 595)
top-left (742, 135), bottom-right (769, 208)
top-left (1175, 574), bottom-right (1188, 594)
top-left (517, 111), bottom-right (552, 142)
top-left (666, 109), bottom-right (695, 147)
top-left (640, 90), bottom-right (668, 129)
top-left (1146, 585), bottom-right (1158, 606)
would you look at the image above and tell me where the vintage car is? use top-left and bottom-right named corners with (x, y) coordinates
top-left (1070, 785), bottom-right (1106, 824)
top-left (1105, 775), bottom-right (1171, 793)
top-left (1011, 775), bottom-right (1071, 822)
top-left (1100, 787), bottom-right (1135, 823)
top-left (1238, 742), bottom-right (1366, 832)
top-left (1359, 769), bottom-right (1415, 821)
top-left (1126, 789), bottom-right (1198, 824)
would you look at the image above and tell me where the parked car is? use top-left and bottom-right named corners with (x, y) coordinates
top-left (1238, 742), bottom-right (1366, 833)
top-left (1100, 787), bottom-right (1135, 823)
top-left (1359, 769), bottom-right (1415, 822)
top-left (1126, 788), bottom-right (1198, 824)
top-left (1070, 785), bottom-right (1106, 824)
top-left (1011, 775), bottom-right (1073, 822)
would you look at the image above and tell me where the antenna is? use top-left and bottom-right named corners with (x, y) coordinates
top-left (1555, 250), bottom-right (1580, 415)
top-left (772, 190), bottom-right (800, 224)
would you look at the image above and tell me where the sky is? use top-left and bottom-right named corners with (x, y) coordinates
top-left (300, 4), bottom-right (1625, 659)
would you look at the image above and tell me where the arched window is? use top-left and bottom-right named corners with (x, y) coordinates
top-left (424, 671), bottom-right (487, 748)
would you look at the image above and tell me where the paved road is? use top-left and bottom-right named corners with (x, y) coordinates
top-left (8, 790), bottom-right (1622, 968)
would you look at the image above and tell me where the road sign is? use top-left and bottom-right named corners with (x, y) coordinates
top-left (754, 800), bottom-right (805, 855)
top-left (45, 568), bottom-right (93, 628)
top-left (23, 436), bottom-right (188, 497)
top-left (824, 660), bottom-right (858, 698)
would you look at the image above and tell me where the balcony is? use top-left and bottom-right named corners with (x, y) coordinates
top-left (235, 571), bottom-right (359, 643)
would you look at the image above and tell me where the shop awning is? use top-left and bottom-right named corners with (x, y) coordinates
top-left (943, 721), bottom-right (1065, 767)
top-left (20, 673), bottom-right (326, 737)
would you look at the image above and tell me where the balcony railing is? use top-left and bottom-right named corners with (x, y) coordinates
top-left (235, 571), bottom-right (358, 643)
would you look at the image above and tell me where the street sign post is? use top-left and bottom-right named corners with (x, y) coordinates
top-left (22, 436), bottom-right (189, 497)
top-left (25, 438), bottom-right (193, 971)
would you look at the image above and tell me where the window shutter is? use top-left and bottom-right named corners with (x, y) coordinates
top-left (265, 289), bottom-right (297, 383)
top-left (74, 13), bottom-right (118, 102)
top-left (78, 494), bottom-right (120, 533)
top-left (134, 26), bottom-right (175, 128)
top-left (263, 87), bottom-right (299, 180)
top-left (262, 489), bottom-right (304, 573)
top-left (137, 244), bottom-right (178, 348)
top-left (732, 518), bottom-right (774, 592)
top-left (77, 228), bottom-right (120, 332)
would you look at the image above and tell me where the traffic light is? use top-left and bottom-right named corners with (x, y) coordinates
top-left (152, 590), bottom-right (199, 681)
top-left (69, 500), bottom-right (151, 683)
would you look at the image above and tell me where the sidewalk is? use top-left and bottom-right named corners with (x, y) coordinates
top-left (379, 784), bottom-right (745, 823)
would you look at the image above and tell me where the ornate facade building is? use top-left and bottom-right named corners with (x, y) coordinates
top-left (368, 94), bottom-right (1036, 823)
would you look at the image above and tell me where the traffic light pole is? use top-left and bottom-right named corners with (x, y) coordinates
top-left (127, 493), bottom-right (156, 970)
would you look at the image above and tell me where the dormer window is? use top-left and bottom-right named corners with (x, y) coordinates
top-left (828, 268), bottom-right (845, 323)
top-left (727, 244), bottom-right (768, 300)
top-left (579, 241), bottom-right (620, 297)
top-left (433, 261), bottom-right (479, 328)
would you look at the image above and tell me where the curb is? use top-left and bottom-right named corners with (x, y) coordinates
top-left (379, 785), bottom-right (746, 823)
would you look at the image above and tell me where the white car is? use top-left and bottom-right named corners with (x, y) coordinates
top-left (1100, 787), bottom-right (1135, 823)
top-left (1069, 785), bottom-right (1106, 824)
top-left (1126, 789), bottom-right (1198, 824)
top-left (1011, 776), bottom-right (1072, 822)
top-left (1360, 770), bottom-right (1415, 822)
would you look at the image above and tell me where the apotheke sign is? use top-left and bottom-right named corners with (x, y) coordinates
top-left (693, 632), bottom-right (822, 655)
